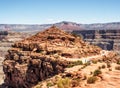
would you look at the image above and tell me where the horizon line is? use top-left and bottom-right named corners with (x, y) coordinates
top-left (0, 21), bottom-right (120, 25)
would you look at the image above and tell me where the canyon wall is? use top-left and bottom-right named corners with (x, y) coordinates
top-left (72, 30), bottom-right (120, 53)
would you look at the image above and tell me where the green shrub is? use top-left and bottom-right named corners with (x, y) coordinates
top-left (87, 76), bottom-right (97, 84)
top-left (74, 60), bottom-right (83, 65)
top-left (57, 77), bottom-right (71, 88)
top-left (47, 82), bottom-right (54, 87)
top-left (67, 61), bottom-right (83, 68)
top-left (93, 69), bottom-right (102, 76)
top-left (57, 79), bottom-right (64, 88)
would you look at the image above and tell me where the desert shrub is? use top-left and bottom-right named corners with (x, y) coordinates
top-left (35, 84), bottom-right (42, 88)
top-left (93, 69), bottom-right (102, 76)
top-left (101, 65), bottom-right (106, 69)
top-left (107, 63), bottom-right (111, 68)
top-left (81, 65), bottom-right (86, 69)
top-left (115, 66), bottom-right (120, 70)
top-left (117, 60), bottom-right (120, 65)
top-left (67, 64), bottom-right (74, 68)
top-left (98, 66), bottom-right (101, 69)
top-left (47, 82), bottom-right (54, 87)
top-left (84, 61), bottom-right (91, 66)
top-left (98, 59), bottom-right (103, 63)
top-left (87, 76), bottom-right (97, 84)
top-left (57, 79), bottom-right (64, 88)
top-left (92, 60), bottom-right (97, 64)
top-left (73, 60), bottom-right (83, 65)
top-left (67, 61), bottom-right (83, 68)
top-left (57, 77), bottom-right (71, 88)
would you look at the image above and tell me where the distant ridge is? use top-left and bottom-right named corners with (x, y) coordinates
top-left (0, 21), bottom-right (120, 33)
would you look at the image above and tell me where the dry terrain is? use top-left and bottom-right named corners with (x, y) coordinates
top-left (1, 26), bottom-right (120, 88)
top-left (33, 52), bottom-right (120, 88)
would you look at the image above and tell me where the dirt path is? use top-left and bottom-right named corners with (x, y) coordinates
top-left (62, 50), bottom-right (110, 63)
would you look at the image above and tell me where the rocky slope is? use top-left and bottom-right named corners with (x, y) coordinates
top-left (2, 26), bottom-right (101, 88)
top-left (72, 29), bottom-right (120, 54)
top-left (32, 50), bottom-right (120, 88)
top-left (34, 58), bottom-right (120, 88)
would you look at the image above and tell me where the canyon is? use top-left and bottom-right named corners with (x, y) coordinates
top-left (0, 22), bottom-right (120, 88)
top-left (72, 29), bottom-right (120, 54)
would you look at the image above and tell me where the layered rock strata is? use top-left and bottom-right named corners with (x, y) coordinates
top-left (72, 30), bottom-right (120, 53)
top-left (3, 26), bottom-right (101, 88)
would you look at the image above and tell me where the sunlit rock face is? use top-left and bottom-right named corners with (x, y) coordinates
top-left (3, 26), bottom-right (101, 88)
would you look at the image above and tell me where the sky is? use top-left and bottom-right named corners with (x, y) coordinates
top-left (0, 0), bottom-right (120, 24)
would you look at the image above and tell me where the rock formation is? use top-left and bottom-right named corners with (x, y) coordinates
top-left (72, 30), bottom-right (120, 53)
top-left (3, 26), bottom-right (101, 88)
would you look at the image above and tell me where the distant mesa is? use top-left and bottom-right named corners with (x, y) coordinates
top-left (1, 21), bottom-right (120, 33)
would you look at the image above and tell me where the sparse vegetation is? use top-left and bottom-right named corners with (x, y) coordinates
top-left (107, 63), bottom-right (111, 68)
top-left (101, 64), bottom-right (106, 69)
top-left (98, 66), bottom-right (102, 69)
top-left (93, 69), bottom-right (102, 76)
top-left (92, 60), bottom-right (98, 64)
top-left (67, 61), bottom-right (83, 68)
top-left (57, 77), bottom-right (71, 88)
top-left (81, 65), bottom-right (86, 69)
top-left (84, 61), bottom-right (91, 66)
top-left (117, 60), bottom-right (120, 65)
top-left (87, 76), bottom-right (97, 84)
top-left (47, 82), bottom-right (54, 87)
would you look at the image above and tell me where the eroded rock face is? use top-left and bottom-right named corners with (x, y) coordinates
top-left (3, 26), bottom-right (101, 88)
top-left (72, 30), bottom-right (120, 52)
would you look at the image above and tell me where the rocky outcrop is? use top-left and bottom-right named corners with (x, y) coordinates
top-left (3, 26), bottom-right (101, 88)
top-left (72, 30), bottom-right (120, 53)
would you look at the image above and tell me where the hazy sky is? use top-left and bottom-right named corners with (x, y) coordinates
top-left (0, 0), bottom-right (120, 24)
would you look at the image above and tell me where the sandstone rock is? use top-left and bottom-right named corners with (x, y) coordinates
top-left (3, 26), bottom-right (101, 88)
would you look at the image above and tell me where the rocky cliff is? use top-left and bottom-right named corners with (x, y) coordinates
top-left (72, 30), bottom-right (120, 53)
top-left (3, 26), bottom-right (101, 88)
top-left (0, 31), bottom-right (30, 85)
